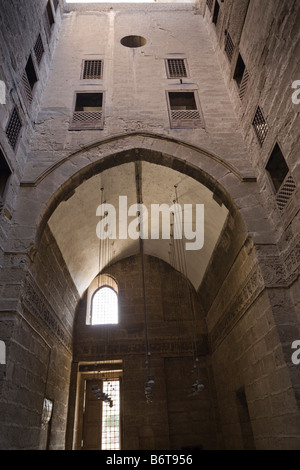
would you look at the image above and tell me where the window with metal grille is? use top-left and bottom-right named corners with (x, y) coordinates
top-left (6, 107), bottom-right (22, 150)
top-left (70, 92), bottom-right (104, 130)
top-left (91, 286), bottom-right (118, 325)
top-left (265, 143), bottom-right (296, 210)
top-left (206, 0), bottom-right (214, 13)
top-left (21, 72), bottom-right (33, 105)
top-left (82, 60), bottom-right (103, 80)
top-left (44, 1), bottom-right (55, 38)
top-left (101, 380), bottom-right (120, 450)
top-left (266, 144), bottom-right (289, 193)
top-left (21, 55), bottom-right (38, 105)
top-left (47, 1), bottom-right (55, 25)
top-left (34, 34), bottom-right (45, 66)
top-left (212, 0), bottom-right (220, 25)
top-left (233, 53), bottom-right (249, 101)
top-left (224, 32), bottom-right (235, 63)
top-left (167, 91), bottom-right (204, 129)
top-left (166, 59), bottom-right (188, 79)
top-left (0, 149), bottom-right (11, 204)
top-left (252, 106), bottom-right (268, 145)
top-left (275, 174), bottom-right (297, 211)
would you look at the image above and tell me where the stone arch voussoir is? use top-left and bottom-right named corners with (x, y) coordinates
top-left (16, 133), bottom-right (274, 250)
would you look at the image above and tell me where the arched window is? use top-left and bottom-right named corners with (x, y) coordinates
top-left (91, 286), bottom-right (118, 325)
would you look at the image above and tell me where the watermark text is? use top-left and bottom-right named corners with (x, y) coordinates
top-left (96, 196), bottom-right (204, 251)
top-left (0, 80), bottom-right (5, 104)
top-left (291, 340), bottom-right (300, 365)
top-left (292, 80), bottom-right (300, 104)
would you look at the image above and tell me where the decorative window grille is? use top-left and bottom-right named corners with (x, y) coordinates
top-left (6, 107), bottom-right (22, 150)
top-left (239, 68), bottom-right (249, 101)
top-left (166, 59), bottom-right (188, 79)
top-left (91, 286), bottom-right (118, 325)
top-left (82, 60), bottom-right (103, 79)
top-left (252, 106), bottom-right (268, 145)
top-left (21, 72), bottom-right (33, 104)
top-left (21, 55), bottom-right (38, 105)
top-left (265, 143), bottom-right (296, 210)
top-left (47, 0), bottom-right (55, 24)
top-left (101, 380), bottom-right (120, 450)
top-left (70, 92), bottom-right (104, 130)
top-left (224, 32), bottom-right (235, 63)
top-left (206, 0), bottom-right (214, 13)
top-left (167, 91), bottom-right (204, 129)
top-left (34, 34), bottom-right (45, 66)
top-left (234, 53), bottom-right (249, 102)
top-left (275, 174), bottom-right (296, 210)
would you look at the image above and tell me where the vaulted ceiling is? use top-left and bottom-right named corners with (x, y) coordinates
top-left (48, 160), bottom-right (228, 295)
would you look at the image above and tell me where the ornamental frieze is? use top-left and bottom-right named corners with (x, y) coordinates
top-left (21, 274), bottom-right (72, 352)
top-left (209, 262), bottom-right (264, 351)
top-left (259, 236), bottom-right (300, 287)
top-left (74, 336), bottom-right (208, 360)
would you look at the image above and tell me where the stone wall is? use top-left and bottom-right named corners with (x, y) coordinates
top-left (0, 0), bottom-right (62, 243)
top-left (202, 230), bottom-right (300, 449)
top-left (0, 0), bottom-right (299, 450)
top-left (202, 0), bottom-right (300, 448)
top-left (204, 0), bottom-right (300, 270)
top-left (24, 4), bottom-right (252, 179)
top-left (70, 254), bottom-right (222, 450)
top-left (0, 225), bottom-right (79, 450)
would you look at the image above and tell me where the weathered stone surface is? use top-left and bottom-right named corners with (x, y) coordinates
top-left (0, 0), bottom-right (299, 451)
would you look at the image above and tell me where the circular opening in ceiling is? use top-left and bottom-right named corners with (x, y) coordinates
top-left (120, 35), bottom-right (147, 48)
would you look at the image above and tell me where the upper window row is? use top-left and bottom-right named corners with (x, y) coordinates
top-left (69, 90), bottom-right (204, 131)
top-left (71, 57), bottom-right (201, 130)
top-left (78, 58), bottom-right (189, 80)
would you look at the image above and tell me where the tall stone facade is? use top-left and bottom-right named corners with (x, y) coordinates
top-left (0, 0), bottom-right (299, 450)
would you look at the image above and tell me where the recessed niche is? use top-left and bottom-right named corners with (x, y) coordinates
top-left (120, 35), bottom-right (147, 48)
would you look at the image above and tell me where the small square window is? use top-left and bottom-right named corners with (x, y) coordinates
top-left (34, 34), bottom-right (45, 66)
top-left (166, 59), bottom-right (188, 79)
top-left (47, 1), bottom-right (55, 25)
top-left (0, 149), bottom-right (11, 201)
top-left (82, 60), bottom-right (103, 79)
top-left (252, 106), bottom-right (268, 146)
top-left (266, 144), bottom-right (289, 193)
top-left (234, 54), bottom-right (246, 86)
top-left (266, 144), bottom-right (296, 211)
top-left (212, 0), bottom-right (220, 25)
top-left (21, 55), bottom-right (38, 106)
top-left (224, 32), bottom-right (235, 63)
top-left (6, 107), bottom-right (22, 150)
top-left (70, 92), bottom-right (104, 130)
top-left (206, 0), bottom-right (214, 13)
top-left (234, 53), bottom-right (250, 101)
top-left (167, 91), bottom-right (204, 129)
top-left (21, 72), bottom-right (33, 105)
top-left (44, 1), bottom-right (55, 38)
